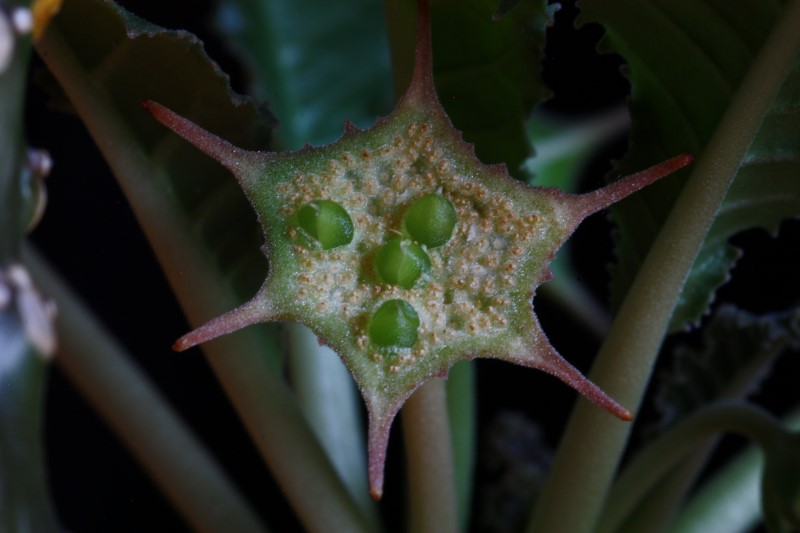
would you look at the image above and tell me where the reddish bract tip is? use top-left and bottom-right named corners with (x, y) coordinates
top-left (618, 409), bottom-right (634, 422)
top-left (171, 297), bottom-right (274, 353)
top-left (142, 99), bottom-right (244, 172)
top-left (572, 153), bottom-right (695, 219)
top-left (366, 410), bottom-right (395, 500)
top-left (172, 335), bottom-right (198, 353)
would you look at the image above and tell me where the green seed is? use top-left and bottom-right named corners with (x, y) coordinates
top-left (369, 299), bottom-right (420, 348)
top-left (375, 239), bottom-right (431, 288)
top-left (297, 200), bottom-right (354, 250)
top-left (404, 193), bottom-right (457, 247)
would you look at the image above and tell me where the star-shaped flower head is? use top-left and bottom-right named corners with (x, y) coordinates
top-left (143, 0), bottom-right (692, 500)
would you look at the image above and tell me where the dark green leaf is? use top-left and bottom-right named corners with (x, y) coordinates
top-left (431, 0), bottom-right (551, 176)
top-left (215, 0), bottom-right (393, 149)
top-left (579, 0), bottom-right (800, 331)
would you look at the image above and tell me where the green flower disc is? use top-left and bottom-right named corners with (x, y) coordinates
top-left (375, 239), bottom-right (431, 288)
top-left (404, 193), bottom-right (457, 247)
top-left (369, 299), bottom-right (420, 348)
top-left (297, 200), bottom-right (354, 250)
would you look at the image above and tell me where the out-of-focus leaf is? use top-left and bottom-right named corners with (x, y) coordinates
top-left (39, 1), bottom-right (375, 530)
top-left (666, 407), bottom-right (800, 533)
top-left (524, 107), bottom-right (630, 189)
top-left (41, 0), bottom-right (275, 336)
top-left (524, 108), bottom-right (630, 337)
top-left (652, 305), bottom-right (800, 434)
top-left (762, 430), bottom-right (800, 533)
top-left (579, 0), bottom-right (800, 331)
top-left (215, 0), bottom-right (393, 149)
top-left (25, 247), bottom-right (270, 533)
top-left (0, 301), bottom-right (58, 533)
top-left (477, 411), bottom-right (552, 533)
top-left (0, 7), bottom-right (59, 530)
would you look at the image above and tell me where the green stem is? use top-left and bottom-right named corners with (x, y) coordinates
top-left (36, 28), bottom-right (371, 533)
top-left (598, 402), bottom-right (784, 533)
top-left (615, 451), bottom-right (714, 533)
top-left (608, 329), bottom-right (789, 531)
top-left (446, 360), bottom-right (476, 531)
top-left (402, 379), bottom-right (459, 533)
top-left (25, 247), bottom-right (268, 533)
top-left (286, 323), bottom-right (380, 531)
top-left (671, 448), bottom-right (762, 533)
top-left (526, 2), bottom-right (800, 532)
top-left (666, 406), bottom-right (800, 533)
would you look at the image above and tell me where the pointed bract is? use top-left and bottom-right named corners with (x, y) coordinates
top-left (147, 0), bottom-right (692, 499)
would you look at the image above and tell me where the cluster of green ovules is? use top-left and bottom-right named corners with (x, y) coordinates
top-left (275, 121), bottom-right (540, 374)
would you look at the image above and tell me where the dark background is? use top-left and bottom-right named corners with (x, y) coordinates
top-left (26, 1), bottom-right (799, 531)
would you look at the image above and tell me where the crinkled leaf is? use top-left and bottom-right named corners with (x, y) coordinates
top-left (653, 305), bottom-right (800, 434)
top-left (579, 0), bottom-right (800, 331)
top-left (215, 0), bottom-right (393, 149)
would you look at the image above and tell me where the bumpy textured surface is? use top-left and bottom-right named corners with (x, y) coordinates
top-left (144, 1), bottom-right (692, 499)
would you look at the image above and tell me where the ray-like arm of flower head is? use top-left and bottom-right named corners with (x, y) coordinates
top-left (496, 313), bottom-right (634, 421)
top-left (141, 100), bottom-right (250, 172)
top-left (554, 154), bottom-right (696, 238)
top-left (172, 290), bottom-right (277, 352)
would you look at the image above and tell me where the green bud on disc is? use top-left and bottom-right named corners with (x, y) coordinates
top-left (375, 239), bottom-right (431, 288)
top-left (404, 193), bottom-right (457, 248)
top-left (369, 299), bottom-right (420, 348)
top-left (297, 200), bottom-right (354, 250)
